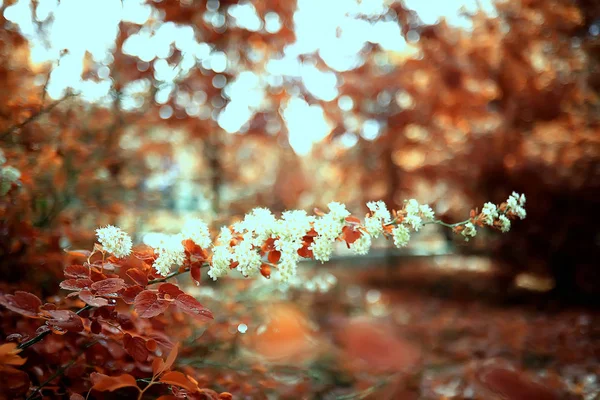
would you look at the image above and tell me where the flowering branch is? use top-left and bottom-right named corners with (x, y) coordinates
top-left (96, 192), bottom-right (527, 283)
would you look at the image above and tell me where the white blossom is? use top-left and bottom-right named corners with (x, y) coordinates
top-left (499, 215), bottom-right (511, 232)
top-left (208, 245), bottom-right (231, 280)
top-left (217, 226), bottom-right (233, 246)
top-left (481, 202), bottom-right (499, 226)
top-left (1, 166), bottom-right (21, 182)
top-left (153, 235), bottom-right (186, 276)
top-left (277, 253), bottom-right (299, 282)
top-left (181, 218), bottom-right (212, 248)
top-left (327, 201), bottom-right (351, 220)
top-left (273, 209), bottom-right (312, 239)
top-left (314, 214), bottom-right (344, 239)
top-left (461, 222), bottom-right (477, 241)
top-left (404, 213), bottom-right (423, 231)
top-left (419, 204), bottom-right (435, 220)
top-left (364, 216), bottom-right (384, 238)
top-left (404, 199), bottom-right (424, 231)
top-left (365, 200), bottom-right (391, 238)
top-left (367, 200), bottom-right (391, 222)
top-left (95, 225), bottom-right (133, 258)
top-left (506, 192), bottom-right (527, 219)
top-left (233, 207), bottom-right (277, 245)
top-left (310, 236), bottom-right (335, 262)
top-left (0, 149), bottom-right (5, 165)
top-left (392, 225), bottom-right (411, 248)
top-left (232, 235), bottom-right (261, 277)
top-left (350, 232), bottom-right (371, 255)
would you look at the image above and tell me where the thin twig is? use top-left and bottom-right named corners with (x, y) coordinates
top-left (26, 339), bottom-right (99, 400)
top-left (0, 93), bottom-right (76, 140)
top-left (148, 263), bottom-right (209, 285)
top-left (17, 305), bottom-right (94, 350)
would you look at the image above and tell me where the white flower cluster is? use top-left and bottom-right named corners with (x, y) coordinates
top-left (364, 200), bottom-right (391, 238)
top-left (230, 208), bottom-right (278, 277)
top-left (95, 225), bottom-right (133, 258)
top-left (506, 192), bottom-right (527, 219)
top-left (311, 202), bottom-right (350, 262)
top-left (92, 194), bottom-right (524, 282)
top-left (0, 150), bottom-right (21, 196)
top-left (208, 227), bottom-right (234, 281)
top-left (403, 199), bottom-right (435, 231)
top-left (471, 192), bottom-right (526, 238)
top-left (481, 202), bottom-right (499, 226)
top-left (392, 225), bottom-right (411, 247)
top-left (349, 233), bottom-right (371, 255)
top-left (181, 218), bottom-right (212, 248)
top-left (461, 222), bottom-right (477, 241)
top-left (153, 234), bottom-right (186, 276)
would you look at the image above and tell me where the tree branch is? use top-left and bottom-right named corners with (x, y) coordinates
top-left (0, 93), bottom-right (76, 141)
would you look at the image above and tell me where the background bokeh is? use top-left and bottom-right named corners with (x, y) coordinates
top-left (1, 0), bottom-right (599, 294)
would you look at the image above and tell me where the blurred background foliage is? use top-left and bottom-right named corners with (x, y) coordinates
top-left (0, 0), bottom-right (598, 299)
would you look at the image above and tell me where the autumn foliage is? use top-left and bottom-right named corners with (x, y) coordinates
top-left (1, 0), bottom-right (599, 398)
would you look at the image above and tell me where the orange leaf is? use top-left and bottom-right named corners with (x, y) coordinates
top-left (152, 357), bottom-right (166, 378)
top-left (90, 372), bottom-right (138, 392)
top-left (267, 250), bottom-right (281, 264)
top-left (163, 343), bottom-right (179, 372)
top-left (260, 263), bottom-right (271, 279)
top-left (65, 250), bottom-right (91, 258)
top-left (126, 268), bottom-right (148, 286)
top-left (0, 343), bottom-right (26, 366)
top-left (156, 396), bottom-right (177, 400)
top-left (159, 371), bottom-right (197, 392)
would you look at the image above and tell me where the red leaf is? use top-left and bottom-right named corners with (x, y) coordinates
top-left (297, 245), bottom-right (313, 259)
top-left (65, 250), bottom-right (91, 258)
top-left (121, 285), bottom-right (144, 305)
top-left (260, 263), bottom-right (271, 279)
top-left (123, 333), bottom-right (149, 363)
top-left (159, 371), bottom-right (197, 392)
top-left (148, 332), bottom-right (174, 352)
top-left (152, 357), bottom-right (166, 377)
top-left (190, 263), bottom-right (201, 286)
top-left (134, 291), bottom-right (170, 318)
top-left (126, 268), bottom-right (148, 286)
top-left (268, 250), bottom-right (281, 263)
top-left (70, 394), bottom-right (85, 400)
top-left (79, 290), bottom-right (109, 307)
top-left (345, 216), bottom-right (361, 224)
top-left (90, 319), bottom-right (102, 334)
top-left (44, 310), bottom-right (84, 332)
top-left (0, 291), bottom-right (42, 317)
top-left (64, 264), bottom-right (90, 278)
top-left (342, 226), bottom-right (361, 245)
top-left (90, 372), bottom-right (138, 392)
top-left (91, 278), bottom-right (126, 295)
top-left (0, 364), bottom-right (30, 398)
top-left (163, 343), bottom-right (179, 372)
top-left (158, 283), bottom-right (184, 298)
top-left (174, 294), bottom-right (213, 321)
top-left (145, 339), bottom-right (157, 352)
top-left (60, 279), bottom-right (94, 291)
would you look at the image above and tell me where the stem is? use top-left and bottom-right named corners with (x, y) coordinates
top-left (0, 93), bottom-right (76, 140)
top-left (137, 379), bottom-right (154, 400)
top-left (148, 263), bottom-right (209, 285)
top-left (425, 218), bottom-right (471, 229)
top-left (26, 340), bottom-right (98, 400)
top-left (148, 269), bottom-right (187, 285)
top-left (18, 305), bottom-right (94, 350)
